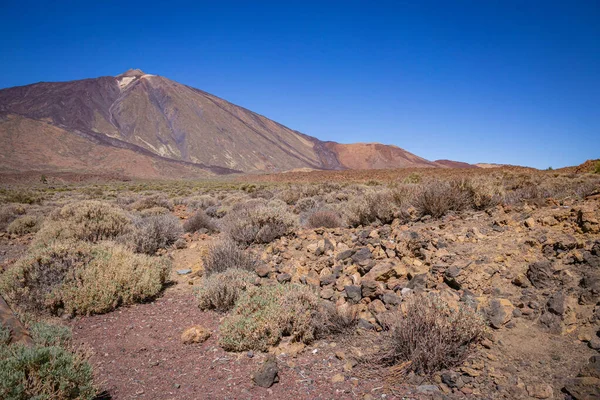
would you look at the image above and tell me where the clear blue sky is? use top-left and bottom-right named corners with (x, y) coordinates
top-left (1, 1), bottom-right (598, 168)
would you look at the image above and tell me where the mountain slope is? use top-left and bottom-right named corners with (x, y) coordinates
top-left (0, 69), bottom-right (440, 177)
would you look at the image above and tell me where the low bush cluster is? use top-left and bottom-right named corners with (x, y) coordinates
top-left (219, 283), bottom-right (323, 352)
top-left (224, 203), bottom-right (297, 245)
top-left (34, 200), bottom-right (132, 246)
top-left (131, 194), bottom-right (174, 211)
top-left (0, 240), bottom-right (169, 316)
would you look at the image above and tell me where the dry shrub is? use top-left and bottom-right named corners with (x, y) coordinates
top-left (219, 284), bottom-right (322, 352)
top-left (126, 215), bottom-right (183, 255)
top-left (202, 240), bottom-right (257, 276)
top-left (183, 210), bottom-right (218, 233)
top-left (377, 293), bottom-right (485, 375)
top-left (34, 200), bottom-right (132, 245)
top-left (0, 240), bottom-right (169, 316)
top-left (186, 195), bottom-right (217, 210)
top-left (7, 215), bottom-right (42, 235)
top-left (139, 206), bottom-right (170, 217)
top-left (0, 322), bottom-right (95, 399)
top-left (316, 302), bottom-right (359, 336)
top-left (223, 203), bottom-right (297, 245)
top-left (346, 190), bottom-right (397, 227)
top-left (306, 210), bottom-right (344, 229)
top-left (132, 195), bottom-right (173, 211)
top-left (413, 180), bottom-right (472, 218)
top-left (0, 204), bottom-right (26, 230)
top-left (195, 269), bottom-right (256, 312)
top-left (294, 197), bottom-right (319, 214)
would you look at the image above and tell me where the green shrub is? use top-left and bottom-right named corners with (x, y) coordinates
top-left (0, 240), bottom-right (170, 316)
top-left (195, 269), bottom-right (256, 312)
top-left (219, 284), bottom-right (322, 352)
top-left (595, 161), bottom-right (600, 174)
top-left (0, 324), bottom-right (10, 346)
top-left (126, 215), bottom-right (183, 255)
top-left (7, 215), bottom-right (42, 235)
top-left (0, 323), bottom-right (95, 399)
top-left (223, 203), bottom-right (297, 245)
top-left (377, 293), bottom-right (485, 375)
top-left (34, 201), bottom-right (132, 246)
top-left (30, 322), bottom-right (72, 347)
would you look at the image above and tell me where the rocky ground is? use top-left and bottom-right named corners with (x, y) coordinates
top-left (61, 192), bottom-right (600, 399)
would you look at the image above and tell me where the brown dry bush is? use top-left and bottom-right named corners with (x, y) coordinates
top-left (219, 283), bottom-right (323, 352)
top-left (306, 210), bottom-right (344, 229)
top-left (126, 214), bottom-right (183, 255)
top-left (2, 189), bottom-right (44, 205)
top-left (223, 202), bottom-right (297, 245)
top-left (0, 204), bottom-right (26, 231)
top-left (316, 302), bottom-right (359, 336)
top-left (376, 293), bottom-right (485, 375)
top-left (195, 269), bottom-right (256, 312)
top-left (413, 180), bottom-right (473, 218)
top-left (0, 240), bottom-right (170, 316)
top-left (345, 190), bottom-right (397, 227)
top-left (202, 240), bottom-right (257, 276)
top-left (183, 210), bottom-right (218, 233)
top-left (34, 201), bottom-right (132, 246)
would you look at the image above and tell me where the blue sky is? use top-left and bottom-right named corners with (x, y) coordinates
top-left (1, 1), bottom-right (598, 168)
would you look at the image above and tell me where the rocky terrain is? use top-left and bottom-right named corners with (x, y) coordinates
top-left (0, 167), bottom-right (599, 399)
top-left (0, 69), bottom-right (475, 179)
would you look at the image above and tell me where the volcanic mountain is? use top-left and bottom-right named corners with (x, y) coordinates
top-left (0, 69), bottom-right (444, 178)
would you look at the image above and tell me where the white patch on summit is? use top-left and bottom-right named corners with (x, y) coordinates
top-left (118, 77), bottom-right (136, 89)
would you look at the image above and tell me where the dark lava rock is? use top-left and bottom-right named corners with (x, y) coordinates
top-left (253, 355), bottom-right (279, 388)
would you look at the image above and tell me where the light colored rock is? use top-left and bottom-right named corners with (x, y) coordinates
top-left (181, 326), bottom-right (211, 344)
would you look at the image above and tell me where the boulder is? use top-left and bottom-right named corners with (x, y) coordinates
top-left (252, 355), bottom-right (279, 388)
top-left (181, 326), bottom-right (211, 344)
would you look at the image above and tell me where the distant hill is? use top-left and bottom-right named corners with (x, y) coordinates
top-left (1, 69), bottom-right (470, 178)
top-left (434, 159), bottom-right (479, 169)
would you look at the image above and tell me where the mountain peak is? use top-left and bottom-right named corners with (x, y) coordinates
top-left (118, 69), bottom-right (146, 78)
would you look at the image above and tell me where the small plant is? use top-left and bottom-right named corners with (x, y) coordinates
top-left (0, 323), bottom-right (95, 399)
top-left (195, 269), bottom-right (256, 312)
top-left (376, 293), bottom-right (485, 375)
top-left (132, 195), bottom-right (174, 211)
top-left (127, 214), bottom-right (183, 255)
top-left (413, 180), bottom-right (472, 218)
top-left (7, 215), bottom-right (41, 235)
top-left (183, 210), bottom-right (218, 233)
top-left (306, 210), bottom-right (343, 229)
top-left (595, 161), bottom-right (600, 174)
top-left (219, 284), bottom-right (322, 352)
top-left (202, 240), bottom-right (257, 276)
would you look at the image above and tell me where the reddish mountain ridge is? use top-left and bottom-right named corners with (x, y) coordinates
top-left (0, 69), bottom-right (454, 178)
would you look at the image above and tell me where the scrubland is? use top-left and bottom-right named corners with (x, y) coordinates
top-left (0, 166), bottom-right (599, 399)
